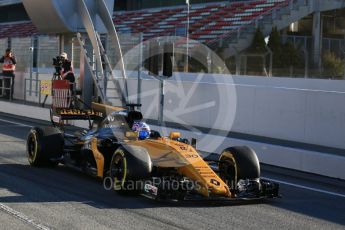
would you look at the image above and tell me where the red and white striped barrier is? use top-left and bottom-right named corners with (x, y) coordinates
top-left (52, 80), bottom-right (71, 109)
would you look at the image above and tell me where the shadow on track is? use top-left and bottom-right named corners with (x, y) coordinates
top-left (1, 163), bottom-right (344, 226)
top-left (1, 113), bottom-right (344, 226)
top-left (0, 163), bottom-right (265, 210)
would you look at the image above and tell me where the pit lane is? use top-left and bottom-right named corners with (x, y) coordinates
top-left (0, 113), bottom-right (344, 230)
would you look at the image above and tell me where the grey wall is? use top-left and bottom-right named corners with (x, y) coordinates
top-left (121, 72), bottom-right (345, 150)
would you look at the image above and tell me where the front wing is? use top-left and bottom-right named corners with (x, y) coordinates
top-left (141, 178), bottom-right (280, 202)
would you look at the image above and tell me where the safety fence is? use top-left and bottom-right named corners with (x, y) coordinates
top-left (0, 33), bottom-right (345, 104)
top-left (0, 76), bottom-right (13, 100)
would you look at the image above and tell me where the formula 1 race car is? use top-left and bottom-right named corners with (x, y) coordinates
top-left (26, 103), bottom-right (279, 201)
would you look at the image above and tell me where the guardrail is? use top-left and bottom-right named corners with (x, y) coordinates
top-left (24, 78), bottom-right (42, 105)
top-left (0, 76), bottom-right (13, 101)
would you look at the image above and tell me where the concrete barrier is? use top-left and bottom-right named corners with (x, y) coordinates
top-left (6, 72), bottom-right (345, 179)
top-left (122, 73), bottom-right (345, 150)
top-left (150, 124), bottom-right (345, 180)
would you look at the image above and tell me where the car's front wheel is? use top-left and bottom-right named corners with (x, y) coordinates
top-left (110, 148), bottom-right (129, 193)
top-left (109, 146), bottom-right (152, 194)
top-left (218, 146), bottom-right (260, 190)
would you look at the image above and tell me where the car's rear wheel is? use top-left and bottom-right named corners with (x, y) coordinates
top-left (27, 127), bottom-right (64, 167)
top-left (218, 146), bottom-right (260, 190)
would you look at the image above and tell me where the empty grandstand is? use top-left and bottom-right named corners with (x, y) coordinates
top-left (114, 0), bottom-right (287, 43)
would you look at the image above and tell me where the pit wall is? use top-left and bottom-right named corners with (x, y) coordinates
top-left (126, 72), bottom-right (345, 179)
top-left (7, 71), bottom-right (345, 179)
top-left (124, 72), bottom-right (345, 150)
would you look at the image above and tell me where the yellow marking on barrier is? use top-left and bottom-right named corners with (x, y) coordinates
top-left (40, 80), bottom-right (52, 95)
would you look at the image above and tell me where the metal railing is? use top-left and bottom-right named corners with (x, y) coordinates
top-left (0, 27), bottom-right (344, 109)
top-left (0, 76), bottom-right (13, 101)
top-left (24, 78), bottom-right (42, 104)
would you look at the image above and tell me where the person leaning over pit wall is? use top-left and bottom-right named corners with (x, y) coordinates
top-left (0, 48), bottom-right (17, 99)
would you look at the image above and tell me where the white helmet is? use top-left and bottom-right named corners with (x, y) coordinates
top-left (132, 121), bottom-right (150, 139)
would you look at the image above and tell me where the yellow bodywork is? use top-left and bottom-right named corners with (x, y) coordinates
top-left (91, 135), bottom-right (231, 197)
top-left (128, 137), bottom-right (231, 197)
top-left (88, 103), bottom-right (231, 197)
top-left (90, 138), bottom-right (104, 177)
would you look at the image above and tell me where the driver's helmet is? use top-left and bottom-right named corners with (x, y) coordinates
top-left (132, 121), bottom-right (151, 139)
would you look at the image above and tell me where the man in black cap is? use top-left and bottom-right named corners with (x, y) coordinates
top-left (0, 48), bottom-right (17, 99)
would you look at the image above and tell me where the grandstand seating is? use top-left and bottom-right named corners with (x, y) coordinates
top-left (0, 22), bottom-right (37, 38)
top-left (113, 0), bottom-right (288, 43)
top-left (0, 0), bottom-right (288, 45)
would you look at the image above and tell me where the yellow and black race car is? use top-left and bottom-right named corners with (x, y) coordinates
top-left (26, 103), bottom-right (279, 201)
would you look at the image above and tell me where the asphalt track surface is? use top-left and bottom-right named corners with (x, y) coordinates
top-left (0, 113), bottom-right (344, 230)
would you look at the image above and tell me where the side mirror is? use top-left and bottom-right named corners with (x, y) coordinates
top-left (169, 131), bottom-right (181, 140)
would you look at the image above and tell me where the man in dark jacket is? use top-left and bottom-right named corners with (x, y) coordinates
top-left (60, 52), bottom-right (75, 91)
top-left (0, 48), bottom-right (17, 99)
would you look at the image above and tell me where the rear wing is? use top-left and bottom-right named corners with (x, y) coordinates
top-left (52, 108), bottom-right (103, 120)
top-left (50, 102), bottom-right (126, 127)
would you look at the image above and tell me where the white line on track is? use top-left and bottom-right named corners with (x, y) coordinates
top-left (0, 203), bottom-right (50, 230)
top-left (263, 177), bottom-right (345, 198)
top-left (0, 118), bottom-right (33, 128)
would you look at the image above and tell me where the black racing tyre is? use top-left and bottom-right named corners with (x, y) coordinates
top-left (26, 127), bottom-right (64, 167)
top-left (218, 146), bottom-right (260, 189)
top-left (109, 146), bottom-right (152, 194)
